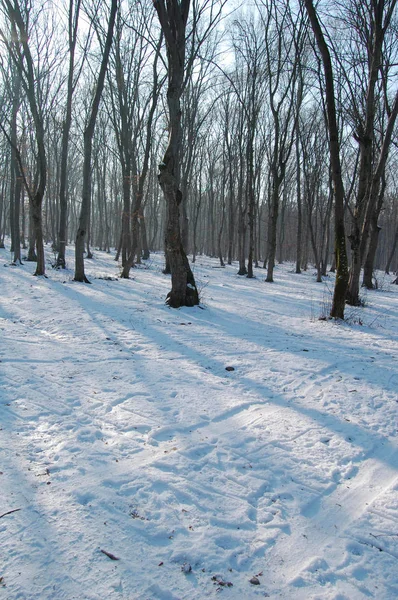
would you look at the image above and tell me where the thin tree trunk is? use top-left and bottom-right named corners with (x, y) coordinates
top-left (218, 178), bottom-right (226, 268)
top-left (363, 222), bottom-right (381, 288)
top-left (27, 205), bottom-right (37, 261)
top-left (74, 0), bottom-right (117, 282)
top-left (120, 34), bottom-right (162, 278)
top-left (12, 175), bottom-right (22, 264)
top-left (295, 126), bottom-right (302, 274)
top-left (21, 185), bottom-right (26, 249)
top-left (346, 5), bottom-right (397, 305)
top-left (141, 213), bottom-right (150, 260)
top-left (31, 195), bottom-right (45, 274)
top-left (57, 2), bottom-right (80, 268)
top-left (303, 0), bottom-right (349, 319)
top-left (362, 175), bottom-right (386, 288)
top-left (247, 127), bottom-right (256, 278)
top-left (385, 225), bottom-right (398, 274)
top-left (266, 174), bottom-right (281, 282)
top-left (4, 2), bottom-right (47, 275)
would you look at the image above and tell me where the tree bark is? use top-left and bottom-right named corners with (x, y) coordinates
top-left (303, 0), bottom-right (349, 319)
top-left (3, 0), bottom-right (47, 275)
top-left (295, 125), bottom-right (302, 274)
top-left (74, 0), bottom-right (117, 282)
top-left (362, 173), bottom-right (386, 288)
top-left (154, 0), bottom-right (199, 307)
top-left (10, 65), bottom-right (22, 264)
top-left (120, 34), bottom-right (162, 278)
top-left (266, 171), bottom-right (282, 282)
top-left (385, 226), bottom-right (398, 275)
top-left (57, 0), bottom-right (81, 269)
top-left (346, 1), bottom-right (397, 305)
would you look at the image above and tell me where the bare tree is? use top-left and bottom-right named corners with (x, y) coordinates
top-left (338, 0), bottom-right (398, 304)
top-left (259, 0), bottom-right (304, 283)
top-left (361, 90), bottom-right (398, 286)
top-left (107, 3), bottom-right (157, 270)
top-left (111, 7), bottom-right (164, 278)
top-left (0, 0), bottom-right (52, 275)
top-left (8, 57), bottom-right (22, 264)
top-left (232, 18), bottom-right (266, 278)
top-left (154, 0), bottom-right (199, 307)
top-left (303, 0), bottom-right (349, 319)
top-left (74, 0), bottom-right (117, 283)
top-left (56, 0), bottom-right (84, 268)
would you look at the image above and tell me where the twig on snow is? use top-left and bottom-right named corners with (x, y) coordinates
top-left (0, 508), bottom-right (21, 519)
top-left (100, 549), bottom-right (120, 560)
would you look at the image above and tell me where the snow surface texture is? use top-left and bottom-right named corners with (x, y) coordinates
top-left (0, 245), bottom-right (397, 600)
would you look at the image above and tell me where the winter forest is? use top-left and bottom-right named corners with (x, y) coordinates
top-left (1, 0), bottom-right (398, 599)
top-left (0, 0), bottom-right (397, 313)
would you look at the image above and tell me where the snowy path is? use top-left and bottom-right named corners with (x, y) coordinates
top-left (1, 247), bottom-right (397, 599)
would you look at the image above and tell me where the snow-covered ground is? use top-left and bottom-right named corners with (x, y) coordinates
top-left (1, 243), bottom-right (397, 600)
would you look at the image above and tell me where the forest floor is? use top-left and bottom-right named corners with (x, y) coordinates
top-left (1, 243), bottom-right (398, 600)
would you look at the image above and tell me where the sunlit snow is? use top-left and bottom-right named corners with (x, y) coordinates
top-left (1, 244), bottom-right (397, 599)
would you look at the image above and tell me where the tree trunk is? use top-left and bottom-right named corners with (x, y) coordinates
top-left (4, 2), bottom-right (47, 276)
top-left (31, 194), bottom-right (45, 275)
top-left (218, 182), bottom-right (226, 268)
top-left (362, 222), bottom-right (381, 289)
top-left (12, 175), bottom-right (22, 264)
top-left (57, 88), bottom-right (73, 268)
top-left (27, 206), bottom-right (37, 261)
top-left (303, 0), bottom-right (349, 319)
top-left (0, 152), bottom-right (8, 248)
top-left (154, 0), bottom-right (199, 307)
top-left (141, 213), bottom-right (150, 260)
top-left (246, 125), bottom-right (256, 278)
top-left (266, 174), bottom-right (281, 282)
top-left (120, 33), bottom-right (161, 277)
top-left (237, 206), bottom-right (247, 275)
top-left (346, 4), bottom-right (396, 305)
top-left (160, 170), bottom-right (199, 306)
top-left (181, 196), bottom-right (189, 253)
top-left (121, 167), bottom-right (131, 266)
top-left (295, 128), bottom-right (302, 274)
top-left (362, 175), bottom-right (387, 288)
top-left (227, 174), bottom-right (234, 265)
top-left (74, 0), bottom-right (117, 282)
top-left (385, 225), bottom-right (398, 275)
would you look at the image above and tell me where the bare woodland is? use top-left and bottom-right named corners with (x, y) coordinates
top-left (0, 0), bottom-right (397, 318)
